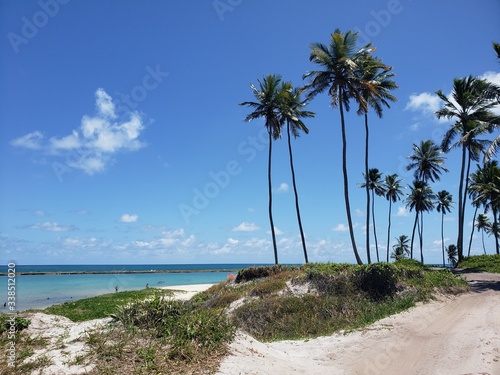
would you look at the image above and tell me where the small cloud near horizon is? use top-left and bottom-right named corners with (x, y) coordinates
top-left (276, 183), bottom-right (289, 193)
top-left (333, 223), bottom-right (348, 232)
top-left (233, 222), bottom-right (259, 232)
top-left (397, 206), bottom-right (409, 217)
top-left (25, 221), bottom-right (75, 232)
top-left (120, 214), bottom-right (138, 223)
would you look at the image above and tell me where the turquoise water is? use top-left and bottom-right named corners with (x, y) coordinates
top-left (1, 264), bottom-right (259, 312)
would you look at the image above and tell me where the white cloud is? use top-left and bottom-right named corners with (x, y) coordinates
top-left (233, 222), bottom-right (260, 232)
top-left (227, 238), bottom-right (239, 245)
top-left (333, 223), bottom-right (348, 232)
top-left (410, 122), bottom-right (421, 132)
top-left (397, 206), bottom-right (409, 217)
top-left (433, 237), bottom-right (450, 246)
top-left (120, 214), bottom-right (138, 223)
top-left (11, 88), bottom-right (146, 175)
top-left (28, 221), bottom-right (75, 232)
top-left (267, 226), bottom-right (283, 235)
top-left (405, 92), bottom-right (441, 115)
top-left (10, 131), bottom-right (44, 150)
top-left (480, 70), bottom-right (500, 86)
top-left (276, 183), bottom-right (289, 193)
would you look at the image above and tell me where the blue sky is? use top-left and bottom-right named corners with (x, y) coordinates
top-left (1, 0), bottom-right (499, 265)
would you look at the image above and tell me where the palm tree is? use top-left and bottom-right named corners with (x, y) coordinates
top-left (476, 214), bottom-right (492, 254)
top-left (360, 168), bottom-right (385, 262)
top-left (436, 76), bottom-right (500, 261)
top-left (436, 190), bottom-right (453, 267)
top-left (240, 74), bottom-right (286, 264)
top-left (280, 84), bottom-right (315, 263)
top-left (405, 180), bottom-right (435, 263)
top-left (493, 42), bottom-right (500, 63)
top-left (469, 161), bottom-right (500, 255)
top-left (446, 244), bottom-right (458, 267)
top-left (391, 235), bottom-right (410, 261)
top-left (304, 29), bottom-right (378, 265)
top-left (383, 174), bottom-right (404, 262)
top-left (406, 140), bottom-right (448, 183)
top-left (356, 58), bottom-right (397, 263)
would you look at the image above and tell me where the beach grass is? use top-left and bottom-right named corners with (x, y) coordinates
top-left (458, 254), bottom-right (500, 273)
top-left (43, 287), bottom-right (174, 322)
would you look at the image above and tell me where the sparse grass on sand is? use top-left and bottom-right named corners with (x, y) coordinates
top-left (458, 254), bottom-right (500, 273)
top-left (1, 260), bottom-right (470, 374)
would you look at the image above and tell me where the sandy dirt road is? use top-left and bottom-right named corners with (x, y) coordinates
top-left (217, 271), bottom-right (500, 375)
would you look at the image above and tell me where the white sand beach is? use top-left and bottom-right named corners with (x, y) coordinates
top-left (160, 283), bottom-right (215, 300)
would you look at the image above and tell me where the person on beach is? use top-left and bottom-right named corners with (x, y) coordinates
top-left (115, 285), bottom-right (119, 293)
top-left (146, 283), bottom-right (149, 289)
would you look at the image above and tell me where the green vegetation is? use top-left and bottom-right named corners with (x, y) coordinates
top-left (0, 314), bottom-right (30, 334)
top-left (1, 261), bottom-right (470, 374)
top-left (458, 254), bottom-right (500, 273)
top-left (44, 288), bottom-right (174, 322)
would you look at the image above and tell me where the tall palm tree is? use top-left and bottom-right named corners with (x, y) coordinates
top-left (436, 76), bottom-right (500, 261)
top-left (383, 174), bottom-right (404, 262)
top-left (360, 168), bottom-right (385, 262)
top-left (240, 74), bottom-right (285, 264)
top-left (469, 161), bottom-right (500, 255)
top-left (405, 180), bottom-right (435, 263)
top-left (436, 190), bottom-right (453, 267)
top-left (280, 84), bottom-right (315, 263)
top-left (476, 214), bottom-right (492, 255)
top-left (303, 29), bottom-right (378, 265)
top-left (446, 244), bottom-right (458, 267)
top-left (391, 235), bottom-right (410, 261)
top-left (356, 57), bottom-right (397, 263)
top-left (406, 140), bottom-right (448, 183)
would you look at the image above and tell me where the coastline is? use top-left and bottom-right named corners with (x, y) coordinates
top-left (0, 269), bottom-right (239, 276)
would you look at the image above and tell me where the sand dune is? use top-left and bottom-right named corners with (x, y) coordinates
top-left (217, 271), bottom-right (500, 375)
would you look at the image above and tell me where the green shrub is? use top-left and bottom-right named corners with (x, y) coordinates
top-left (354, 263), bottom-right (398, 300)
top-left (458, 254), bottom-right (500, 273)
top-left (235, 265), bottom-right (297, 283)
top-left (0, 314), bottom-right (31, 334)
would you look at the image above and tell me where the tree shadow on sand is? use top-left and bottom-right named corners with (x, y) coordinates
top-left (452, 269), bottom-right (500, 293)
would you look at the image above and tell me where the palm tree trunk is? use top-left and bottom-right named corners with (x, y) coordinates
top-left (481, 231), bottom-right (486, 255)
top-left (467, 206), bottom-right (478, 257)
top-left (410, 212), bottom-right (418, 260)
top-left (460, 151), bottom-right (472, 258)
top-left (441, 211), bottom-right (445, 267)
top-left (267, 129), bottom-right (278, 264)
top-left (371, 190), bottom-right (380, 262)
top-left (494, 209), bottom-right (500, 255)
top-left (456, 144), bottom-right (467, 262)
top-left (339, 90), bottom-right (362, 265)
top-left (364, 113), bottom-right (371, 264)
top-left (287, 123), bottom-right (308, 264)
top-left (419, 212), bottom-right (424, 264)
top-left (386, 200), bottom-right (393, 262)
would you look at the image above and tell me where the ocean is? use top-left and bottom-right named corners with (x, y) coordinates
top-left (1, 264), bottom-right (262, 312)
